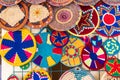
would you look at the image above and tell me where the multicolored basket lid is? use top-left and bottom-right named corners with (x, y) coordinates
top-left (101, 72), bottom-right (119, 80)
top-left (7, 74), bottom-right (19, 80)
top-left (74, 0), bottom-right (99, 6)
top-left (103, 39), bottom-right (120, 56)
top-left (61, 36), bottom-right (85, 67)
top-left (105, 57), bottom-right (120, 77)
top-left (23, 68), bottom-right (51, 80)
top-left (49, 3), bottom-right (81, 31)
top-left (81, 43), bottom-right (107, 70)
top-left (50, 30), bottom-right (69, 48)
top-left (0, 0), bottom-right (21, 6)
top-left (91, 36), bottom-right (102, 47)
top-left (59, 67), bottom-right (95, 80)
top-left (0, 2), bottom-right (28, 31)
top-left (102, 0), bottom-right (120, 6)
top-left (95, 1), bottom-right (120, 37)
top-left (47, 0), bottom-right (73, 6)
top-left (0, 28), bottom-right (36, 66)
top-left (20, 63), bottom-right (30, 70)
top-left (68, 5), bottom-right (99, 37)
top-left (33, 28), bottom-right (62, 68)
top-left (25, 0), bottom-right (46, 4)
top-left (27, 3), bottom-right (53, 28)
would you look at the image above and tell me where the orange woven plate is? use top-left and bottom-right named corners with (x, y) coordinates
top-left (0, 2), bottom-right (28, 31)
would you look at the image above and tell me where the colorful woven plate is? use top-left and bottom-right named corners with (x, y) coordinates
top-left (74, 0), bottom-right (99, 6)
top-left (61, 36), bottom-right (84, 67)
top-left (59, 67), bottom-right (95, 80)
top-left (0, 28), bottom-right (36, 66)
top-left (91, 36), bottom-right (102, 47)
top-left (68, 6), bottom-right (99, 37)
top-left (33, 28), bottom-right (62, 68)
top-left (27, 3), bottom-right (53, 28)
top-left (81, 44), bottom-right (107, 70)
top-left (8, 74), bottom-right (19, 80)
top-left (47, 0), bottom-right (73, 6)
top-left (105, 57), bottom-right (120, 77)
top-left (101, 72), bottom-right (119, 80)
top-left (0, 0), bottom-right (21, 6)
top-left (20, 63), bottom-right (30, 70)
top-left (49, 3), bottom-right (81, 31)
top-left (24, 68), bottom-right (51, 80)
top-left (25, 0), bottom-right (46, 4)
top-left (0, 2), bottom-right (28, 31)
top-left (103, 0), bottom-right (120, 6)
top-left (50, 30), bottom-right (69, 48)
top-left (103, 39), bottom-right (120, 56)
top-left (95, 2), bottom-right (120, 37)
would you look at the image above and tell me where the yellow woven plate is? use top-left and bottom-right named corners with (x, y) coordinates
top-left (0, 28), bottom-right (36, 66)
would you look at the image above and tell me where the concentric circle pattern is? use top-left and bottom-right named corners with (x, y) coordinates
top-left (103, 0), bottom-right (120, 5)
top-left (25, 0), bottom-right (46, 4)
top-left (0, 0), bottom-right (21, 6)
top-left (49, 3), bottom-right (81, 31)
top-left (47, 0), bottom-right (73, 6)
top-left (74, 0), bottom-right (99, 6)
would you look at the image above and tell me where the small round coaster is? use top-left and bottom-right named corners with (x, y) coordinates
top-left (0, 28), bottom-right (36, 66)
top-left (81, 44), bottom-right (107, 70)
top-left (33, 29), bottom-right (62, 68)
top-left (50, 30), bottom-right (69, 48)
top-left (95, 2), bottom-right (120, 37)
top-left (8, 74), bottom-right (19, 80)
top-left (25, 0), bottom-right (46, 4)
top-left (28, 3), bottom-right (53, 28)
top-left (20, 63), bottom-right (30, 70)
top-left (61, 36), bottom-right (85, 67)
top-left (68, 6), bottom-right (99, 37)
top-left (49, 3), bottom-right (81, 31)
top-left (103, 39), bottom-right (120, 56)
top-left (47, 0), bottom-right (73, 6)
top-left (59, 67), bottom-right (95, 80)
top-left (101, 72), bottom-right (119, 80)
top-left (0, 2), bottom-right (28, 31)
top-left (103, 0), bottom-right (120, 6)
top-left (105, 57), bottom-right (120, 77)
top-left (24, 68), bottom-right (51, 80)
top-left (91, 36), bottom-right (102, 47)
top-left (0, 0), bottom-right (21, 6)
top-left (74, 0), bottom-right (99, 6)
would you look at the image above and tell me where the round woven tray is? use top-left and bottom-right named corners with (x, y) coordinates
top-left (0, 0), bottom-right (21, 6)
top-left (27, 3), bottom-right (53, 28)
top-left (0, 1), bottom-right (28, 31)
